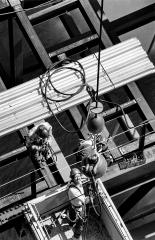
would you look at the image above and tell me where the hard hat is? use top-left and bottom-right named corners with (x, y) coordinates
top-left (70, 168), bottom-right (81, 179)
top-left (37, 125), bottom-right (49, 139)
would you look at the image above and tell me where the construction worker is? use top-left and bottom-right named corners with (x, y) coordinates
top-left (96, 133), bottom-right (113, 166)
top-left (28, 122), bottom-right (54, 163)
top-left (68, 168), bottom-right (87, 240)
top-left (76, 139), bottom-right (107, 179)
top-left (27, 122), bottom-right (63, 184)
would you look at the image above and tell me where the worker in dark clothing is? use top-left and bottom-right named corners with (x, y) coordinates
top-left (68, 168), bottom-right (87, 240)
top-left (28, 122), bottom-right (55, 164)
top-left (76, 139), bottom-right (107, 179)
top-left (27, 122), bottom-right (63, 184)
top-left (96, 133), bottom-right (113, 166)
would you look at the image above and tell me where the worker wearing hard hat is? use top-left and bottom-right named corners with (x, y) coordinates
top-left (68, 168), bottom-right (87, 240)
top-left (76, 139), bottom-right (107, 179)
top-left (27, 122), bottom-right (63, 184)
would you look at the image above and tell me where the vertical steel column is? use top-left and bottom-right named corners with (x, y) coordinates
top-left (8, 17), bottom-right (23, 86)
top-left (8, 0), bottom-right (51, 70)
top-left (8, 0), bottom-right (71, 186)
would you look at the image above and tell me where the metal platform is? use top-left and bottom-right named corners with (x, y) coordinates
top-left (24, 179), bottom-right (133, 240)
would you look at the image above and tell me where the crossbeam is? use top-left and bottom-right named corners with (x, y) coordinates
top-left (0, 38), bottom-right (154, 137)
top-left (28, 0), bottom-right (78, 25)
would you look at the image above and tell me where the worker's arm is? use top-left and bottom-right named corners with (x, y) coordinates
top-left (31, 144), bottom-right (42, 151)
top-left (68, 187), bottom-right (85, 206)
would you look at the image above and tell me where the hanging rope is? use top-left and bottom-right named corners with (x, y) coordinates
top-left (96, 0), bottom-right (104, 107)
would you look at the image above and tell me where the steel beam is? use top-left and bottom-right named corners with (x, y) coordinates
top-left (111, 3), bottom-right (155, 35)
top-left (118, 180), bottom-right (155, 217)
top-left (78, 0), bottom-right (123, 159)
top-left (8, 17), bottom-right (23, 86)
top-left (7, 0), bottom-right (71, 186)
top-left (90, 0), bottom-right (155, 134)
top-left (125, 203), bottom-right (155, 225)
top-left (79, 0), bottom-right (113, 47)
top-left (8, 0), bottom-right (52, 70)
top-left (66, 106), bottom-right (90, 139)
top-left (60, 12), bottom-right (81, 38)
top-left (30, 171), bottom-right (37, 198)
top-left (0, 75), bottom-right (6, 91)
top-left (148, 33), bottom-right (155, 64)
top-left (127, 82), bottom-right (155, 131)
top-left (0, 100), bottom-right (136, 167)
top-left (28, 0), bottom-right (78, 25)
top-left (48, 33), bottom-right (98, 58)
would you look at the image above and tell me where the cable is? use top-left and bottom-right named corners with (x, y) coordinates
top-left (0, 120), bottom-right (154, 196)
top-left (24, 0), bottom-right (61, 12)
top-left (99, 97), bottom-right (138, 130)
top-left (0, 126), bottom-right (153, 206)
top-left (93, 53), bottom-right (116, 89)
top-left (0, 0), bottom-right (61, 16)
top-left (0, 159), bottom-right (83, 202)
top-left (0, 115), bottom-right (155, 194)
top-left (96, 0), bottom-right (104, 107)
top-left (0, 117), bottom-right (154, 191)
top-left (39, 57), bottom-right (93, 133)
top-left (91, 54), bottom-right (137, 131)
top-left (40, 58), bottom-right (86, 102)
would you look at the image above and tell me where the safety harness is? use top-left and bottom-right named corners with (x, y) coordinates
top-left (67, 184), bottom-right (87, 222)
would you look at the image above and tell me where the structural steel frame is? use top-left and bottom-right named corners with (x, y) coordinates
top-left (0, 0), bottom-right (155, 227)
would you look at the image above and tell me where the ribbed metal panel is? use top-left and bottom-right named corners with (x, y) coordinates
top-left (0, 38), bottom-right (154, 136)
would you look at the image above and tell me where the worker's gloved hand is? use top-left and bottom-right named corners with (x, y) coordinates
top-left (82, 151), bottom-right (99, 177)
top-left (85, 196), bottom-right (90, 204)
